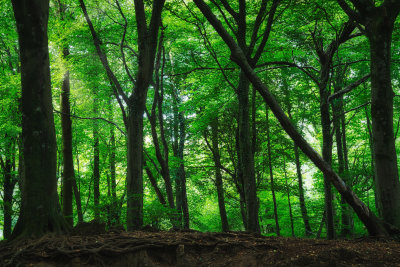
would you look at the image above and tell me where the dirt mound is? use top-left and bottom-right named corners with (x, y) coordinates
top-left (0, 231), bottom-right (399, 266)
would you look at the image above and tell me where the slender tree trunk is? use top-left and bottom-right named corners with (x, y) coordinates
top-left (235, 124), bottom-right (247, 230)
top-left (286, 89), bottom-right (312, 236)
top-left (2, 140), bottom-right (17, 239)
top-left (365, 108), bottom-right (379, 212)
top-left (293, 143), bottom-right (313, 236)
top-left (93, 93), bottom-right (100, 221)
top-left (11, 0), bottom-right (69, 239)
top-left (60, 49), bottom-right (74, 226)
top-left (266, 106), bottom-right (280, 236)
top-left (173, 93), bottom-right (190, 229)
top-left (238, 71), bottom-right (259, 233)
top-left (283, 156), bottom-right (295, 237)
top-left (211, 118), bottom-right (229, 232)
top-left (319, 61), bottom-right (335, 239)
top-left (332, 78), bottom-right (353, 237)
top-left (109, 123), bottom-right (119, 225)
top-left (144, 158), bottom-right (167, 206)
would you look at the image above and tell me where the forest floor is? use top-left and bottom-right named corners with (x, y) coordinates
top-left (1, 222), bottom-right (400, 266)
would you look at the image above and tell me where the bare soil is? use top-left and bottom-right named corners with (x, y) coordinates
top-left (1, 226), bottom-right (400, 266)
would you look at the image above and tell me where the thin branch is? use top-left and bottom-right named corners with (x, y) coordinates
top-left (115, 0), bottom-right (136, 84)
top-left (53, 109), bottom-right (126, 136)
top-left (328, 74), bottom-right (370, 102)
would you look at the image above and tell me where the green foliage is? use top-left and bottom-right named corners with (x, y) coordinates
top-left (2, 0), bottom-right (400, 239)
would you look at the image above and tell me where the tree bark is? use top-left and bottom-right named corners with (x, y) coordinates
top-left (2, 139), bottom-right (17, 239)
top-left (266, 106), bottom-right (280, 236)
top-left (126, 0), bottom-right (165, 230)
top-left (93, 93), bottom-right (100, 221)
top-left (332, 70), bottom-right (353, 237)
top-left (283, 156), bottom-right (295, 237)
top-left (238, 71), bottom-right (259, 233)
top-left (210, 118), bottom-right (230, 232)
top-left (173, 92), bottom-right (190, 229)
top-left (60, 52), bottom-right (74, 226)
top-left (11, 0), bottom-right (69, 239)
top-left (368, 22), bottom-right (400, 228)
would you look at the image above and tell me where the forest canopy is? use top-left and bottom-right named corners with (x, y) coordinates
top-left (1, 0), bottom-right (400, 241)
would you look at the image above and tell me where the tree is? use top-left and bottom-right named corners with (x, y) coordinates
top-left (337, 0), bottom-right (400, 229)
top-left (193, 0), bottom-right (396, 236)
top-left (79, 0), bottom-right (166, 230)
top-left (10, 0), bottom-right (69, 239)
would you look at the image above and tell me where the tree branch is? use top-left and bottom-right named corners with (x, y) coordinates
top-left (329, 74), bottom-right (370, 102)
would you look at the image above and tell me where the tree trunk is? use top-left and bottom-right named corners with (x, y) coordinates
top-left (11, 0), bottom-right (69, 239)
top-left (238, 71), bottom-right (259, 233)
top-left (109, 122), bottom-right (119, 225)
top-left (211, 118), bottom-right (229, 232)
top-left (173, 93), bottom-right (190, 229)
top-left (126, 96), bottom-right (145, 230)
top-left (60, 51), bottom-right (74, 226)
top-left (368, 23), bottom-right (400, 228)
top-left (2, 139), bottom-right (17, 239)
top-left (283, 156), bottom-right (295, 237)
top-left (93, 94), bottom-right (100, 221)
top-left (294, 143), bottom-right (313, 236)
top-left (126, 0), bottom-right (165, 230)
top-left (365, 108), bottom-right (379, 212)
top-left (332, 75), bottom-right (353, 237)
top-left (266, 106), bottom-right (280, 236)
top-left (287, 94), bottom-right (313, 236)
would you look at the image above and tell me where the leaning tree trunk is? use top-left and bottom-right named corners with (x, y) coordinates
top-left (193, 0), bottom-right (396, 236)
top-left (368, 24), bottom-right (400, 228)
top-left (11, 0), bottom-right (69, 239)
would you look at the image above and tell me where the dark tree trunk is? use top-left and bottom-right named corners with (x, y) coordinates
top-left (109, 123), bottom-right (119, 225)
top-left (365, 108), bottom-right (379, 212)
top-left (211, 118), bottom-right (229, 232)
top-left (144, 158), bottom-right (167, 206)
top-left (93, 94), bottom-right (100, 221)
top-left (286, 92), bottom-right (313, 236)
top-left (147, 40), bottom-right (176, 223)
top-left (319, 80), bottom-right (335, 239)
top-left (126, 0), bottom-right (165, 230)
top-left (266, 106), bottom-right (280, 236)
top-left (238, 71), bottom-right (259, 233)
top-left (2, 139), bottom-right (17, 239)
top-left (235, 124), bottom-right (247, 230)
top-left (368, 22), bottom-right (400, 228)
top-left (60, 50), bottom-right (74, 226)
top-left (283, 156), bottom-right (295, 237)
top-left (332, 73), bottom-right (353, 237)
top-left (173, 93), bottom-right (190, 229)
top-left (11, 0), bottom-right (69, 239)
top-left (294, 143), bottom-right (313, 236)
